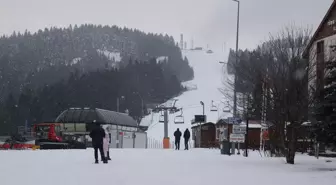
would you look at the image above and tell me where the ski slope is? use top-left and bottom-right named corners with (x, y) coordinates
top-left (0, 149), bottom-right (335, 185)
top-left (141, 50), bottom-right (233, 143)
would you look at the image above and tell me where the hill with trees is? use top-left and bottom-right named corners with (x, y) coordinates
top-left (0, 24), bottom-right (194, 98)
top-left (0, 24), bottom-right (193, 134)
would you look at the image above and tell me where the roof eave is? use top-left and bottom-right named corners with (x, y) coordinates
top-left (303, 0), bottom-right (336, 58)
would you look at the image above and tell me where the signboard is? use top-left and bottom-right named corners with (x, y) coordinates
top-left (193, 115), bottom-right (206, 123)
top-left (227, 117), bottom-right (242, 124)
top-left (123, 132), bottom-right (132, 139)
top-left (262, 130), bottom-right (269, 140)
top-left (233, 125), bottom-right (246, 134)
top-left (229, 134), bottom-right (245, 143)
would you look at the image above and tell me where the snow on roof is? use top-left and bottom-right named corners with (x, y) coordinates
top-left (239, 123), bottom-right (263, 129)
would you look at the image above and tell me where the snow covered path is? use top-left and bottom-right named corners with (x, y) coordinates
top-left (141, 50), bottom-right (232, 142)
top-left (0, 149), bottom-right (335, 185)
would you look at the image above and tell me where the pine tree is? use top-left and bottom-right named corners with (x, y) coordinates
top-left (314, 60), bottom-right (336, 144)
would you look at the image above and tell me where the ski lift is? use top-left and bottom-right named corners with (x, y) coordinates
top-left (174, 108), bottom-right (184, 124)
top-left (223, 101), bottom-right (230, 113)
top-left (210, 100), bottom-right (218, 112)
top-left (159, 111), bottom-right (165, 123)
top-left (169, 107), bottom-right (178, 114)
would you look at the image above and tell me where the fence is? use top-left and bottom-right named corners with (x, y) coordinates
top-left (1, 131), bottom-right (196, 150)
top-left (85, 129), bottom-right (147, 148)
top-left (146, 137), bottom-right (194, 149)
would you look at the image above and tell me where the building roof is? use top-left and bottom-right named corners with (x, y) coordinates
top-left (191, 122), bottom-right (215, 129)
top-left (55, 108), bottom-right (139, 127)
top-left (303, 0), bottom-right (336, 57)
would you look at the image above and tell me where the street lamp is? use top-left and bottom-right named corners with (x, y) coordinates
top-left (200, 101), bottom-right (205, 115)
top-left (232, 0), bottom-right (240, 118)
top-left (133, 92), bottom-right (144, 117)
top-left (230, 0), bottom-right (240, 156)
top-left (117, 96), bottom-right (125, 112)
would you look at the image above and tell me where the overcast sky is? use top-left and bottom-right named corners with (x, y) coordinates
top-left (0, 0), bottom-right (333, 51)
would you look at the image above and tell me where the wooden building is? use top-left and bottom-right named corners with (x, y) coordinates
top-left (216, 119), bottom-right (271, 150)
top-left (304, 0), bottom-right (336, 107)
top-left (191, 123), bottom-right (217, 148)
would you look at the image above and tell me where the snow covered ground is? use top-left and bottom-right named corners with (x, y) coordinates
top-left (0, 149), bottom-right (335, 185)
top-left (141, 50), bottom-right (233, 142)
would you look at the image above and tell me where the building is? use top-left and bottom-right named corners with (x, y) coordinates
top-left (216, 119), bottom-right (272, 149)
top-left (304, 0), bottom-right (336, 100)
top-left (55, 108), bottom-right (147, 148)
top-left (191, 123), bottom-right (217, 148)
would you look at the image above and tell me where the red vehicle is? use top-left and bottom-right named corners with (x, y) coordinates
top-left (33, 123), bottom-right (63, 142)
top-left (33, 123), bottom-right (86, 149)
top-left (0, 134), bottom-right (35, 150)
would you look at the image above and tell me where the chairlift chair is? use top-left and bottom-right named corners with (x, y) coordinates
top-left (222, 101), bottom-right (230, 113)
top-left (223, 107), bottom-right (230, 113)
top-left (210, 100), bottom-right (218, 112)
top-left (174, 108), bottom-right (185, 124)
top-left (174, 116), bottom-right (184, 124)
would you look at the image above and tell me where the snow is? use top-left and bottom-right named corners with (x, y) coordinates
top-left (71, 57), bottom-right (81, 65)
top-left (0, 149), bottom-right (335, 185)
top-left (240, 123), bottom-right (263, 128)
top-left (141, 50), bottom-right (233, 142)
top-left (156, 56), bottom-right (168, 63)
top-left (97, 49), bottom-right (122, 62)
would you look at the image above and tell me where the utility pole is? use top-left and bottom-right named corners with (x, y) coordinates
top-left (231, 0), bottom-right (240, 156)
top-left (117, 98), bottom-right (119, 112)
top-left (200, 101), bottom-right (205, 148)
top-left (232, 0), bottom-right (240, 118)
top-left (244, 95), bottom-right (250, 157)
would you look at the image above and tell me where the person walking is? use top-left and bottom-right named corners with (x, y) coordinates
top-left (89, 122), bottom-right (107, 164)
top-left (174, 128), bottom-right (182, 150)
top-left (183, 128), bottom-right (190, 150)
top-left (102, 126), bottom-right (111, 161)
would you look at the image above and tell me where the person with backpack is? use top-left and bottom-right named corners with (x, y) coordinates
top-left (89, 122), bottom-right (107, 164)
top-left (183, 128), bottom-right (190, 150)
top-left (174, 128), bottom-right (182, 150)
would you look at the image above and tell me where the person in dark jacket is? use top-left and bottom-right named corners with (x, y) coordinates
top-left (183, 128), bottom-right (190, 150)
top-left (174, 128), bottom-right (182, 150)
top-left (89, 123), bottom-right (107, 164)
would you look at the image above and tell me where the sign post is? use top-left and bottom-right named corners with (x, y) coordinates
top-left (193, 114), bottom-right (206, 148)
top-left (228, 117), bottom-right (242, 154)
top-left (229, 134), bottom-right (245, 143)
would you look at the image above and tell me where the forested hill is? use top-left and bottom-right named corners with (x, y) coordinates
top-left (0, 24), bottom-right (194, 134)
top-left (0, 57), bottom-right (185, 134)
top-left (0, 24), bottom-right (194, 98)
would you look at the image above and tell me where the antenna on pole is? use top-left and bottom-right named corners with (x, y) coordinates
top-left (180, 34), bottom-right (184, 50)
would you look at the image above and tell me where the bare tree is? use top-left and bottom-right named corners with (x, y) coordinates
top-left (222, 25), bottom-right (314, 164)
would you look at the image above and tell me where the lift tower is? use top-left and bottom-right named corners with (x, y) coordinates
top-left (152, 99), bottom-right (181, 149)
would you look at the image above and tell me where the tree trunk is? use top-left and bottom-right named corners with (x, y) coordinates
top-left (286, 125), bottom-right (297, 164)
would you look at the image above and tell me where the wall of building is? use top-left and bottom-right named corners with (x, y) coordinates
top-left (308, 34), bottom-right (336, 100)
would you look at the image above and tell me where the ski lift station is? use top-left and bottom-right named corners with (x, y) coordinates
top-left (54, 108), bottom-right (148, 148)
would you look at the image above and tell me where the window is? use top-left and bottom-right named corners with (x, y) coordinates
top-left (317, 40), bottom-right (324, 54)
top-left (55, 125), bottom-right (61, 136)
top-left (328, 20), bottom-right (335, 26)
top-left (316, 40), bottom-right (325, 93)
